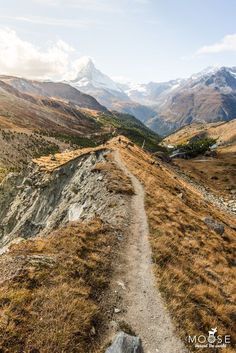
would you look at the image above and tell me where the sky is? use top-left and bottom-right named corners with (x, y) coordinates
top-left (0, 0), bottom-right (236, 83)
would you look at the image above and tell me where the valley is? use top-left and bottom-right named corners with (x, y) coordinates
top-left (0, 135), bottom-right (235, 352)
top-left (0, 2), bottom-right (235, 352)
top-left (163, 120), bottom-right (236, 202)
top-left (63, 59), bottom-right (236, 136)
top-left (0, 66), bottom-right (235, 353)
top-left (0, 75), bottom-right (160, 177)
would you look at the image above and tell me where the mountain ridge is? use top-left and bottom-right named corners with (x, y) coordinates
top-left (66, 59), bottom-right (236, 135)
top-left (0, 75), bottom-right (161, 173)
top-left (67, 57), bottom-right (158, 123)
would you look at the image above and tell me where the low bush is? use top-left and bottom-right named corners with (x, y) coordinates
top-left (177, 138), bottom-right (217, 158)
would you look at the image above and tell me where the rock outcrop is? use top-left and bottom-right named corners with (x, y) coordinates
top-left (204, 217), bottom-right (225, 235)
top-left (0, 150), bottom-right (129, 250)
top-left (105, 332), bottom-right (143, 353)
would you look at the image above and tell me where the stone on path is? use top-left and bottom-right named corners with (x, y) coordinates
top-left (105, 331), bottom-right (144, 353)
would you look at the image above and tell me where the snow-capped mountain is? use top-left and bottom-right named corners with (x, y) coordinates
top-left (146, 66), bottom-right (236, 135)
top-left (116, 79), bottom-right (185, 106)
top-left (70, 57), bottom-right (123, 94)
top-left (68, 57), bottom-right (157, 123)
top-left (66, 59), bottom-right (236, 135)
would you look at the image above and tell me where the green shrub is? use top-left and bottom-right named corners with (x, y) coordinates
top-left (177, 138), bottom-right (217, 157)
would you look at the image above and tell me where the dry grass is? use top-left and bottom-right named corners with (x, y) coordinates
top-left (0, 219), bottom-right (118, 353)
top-left (33, 146), bottom-right (108, 172)
top-left (174, 149), bottom-right (236, 197)
top-left (163, 120), bottom-right (236, 146)
top-left (1, 136), bottom-right (235, 352)
top-left (117, 140), bottom-right (236, 350)
top-left (92, 153), bottom-right (134, 195)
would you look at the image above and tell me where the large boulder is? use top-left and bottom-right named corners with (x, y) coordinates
top-left (204, 217), bottom-right (225, 235)
top-left (105, 331), bottom-right (143, 353)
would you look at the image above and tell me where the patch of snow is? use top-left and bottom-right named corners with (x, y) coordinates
top-left (169, 83), bottom-right (180, 91)
top-left (69, 56), bottom-right (123, 93)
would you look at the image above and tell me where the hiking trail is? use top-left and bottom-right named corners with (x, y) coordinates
top-left (112, 150), bottom-right (187, 353)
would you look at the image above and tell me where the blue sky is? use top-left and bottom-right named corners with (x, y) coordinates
top-left (0, 0), bottom-right (236, 82)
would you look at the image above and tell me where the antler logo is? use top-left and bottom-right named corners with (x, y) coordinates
top-left (208, 328), bottom-right (217, 343)
top-left (188, 326), bottom-right (231, 348)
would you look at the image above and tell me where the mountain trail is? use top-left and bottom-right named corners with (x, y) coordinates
top-left (111, 150), bottom-right (187, 353)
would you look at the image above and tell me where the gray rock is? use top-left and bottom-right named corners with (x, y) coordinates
top-left (204, 217), bottom-right (225, 235)
top-left (0, 149), bottom-right (130, 249)
top-left (228, 200), bottom-right (235, 205)
top-left (23, 177), bottom-right (33, 186)
top-left (105, 331), bottom-right (143, 353)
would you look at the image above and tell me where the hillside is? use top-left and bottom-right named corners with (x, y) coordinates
top-left (145, 67), bottom-right (236, 135)
top-left (163, 119), bottom-right (236, 146)
top-left (0, 136), bottom-right (235, 352)
top-left (0, 76), bottom-right (161, 175)
top-left (163, 120), bottom-right (236, 207)
top-left (66, 61), bottom-right (236, 136)
top-left (0, 75), bottom-right (107, 112)
top-left (67, 57), bottom-right (158, 123)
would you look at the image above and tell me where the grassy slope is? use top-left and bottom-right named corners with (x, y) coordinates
top-left (0, 138), bottom-right (235, 353)
top-left (0, 155), bottom-right (134, 353)
top-left (163, 120), bottom-right (236, 198)
top-left (0, 220), bottom-right (113, 353)
top-left (0, 85), bottom-right (162, 174)
top-left (174, 150), bottom-right (236, 198)
top-left (1, 138), bottom-right (234, 352)
top-left (163, 119), bottom-right (236, 146)
top-left (96, 112), bottom-right (162, 152)
top-left (117, 139), bottom-right (236, 352)
top-left (33, 137), bottom-right (236, 353)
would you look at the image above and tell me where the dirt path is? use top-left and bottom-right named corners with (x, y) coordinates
top-left (112, 150), bottom-right (187, 353)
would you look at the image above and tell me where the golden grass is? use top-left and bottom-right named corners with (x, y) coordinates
top-left (1, 136), bottom-right (235, 352)
top-left (163, 120), bottom-right (236, 146)
top-left (117, 140), bottom-right (236, 350)
top-left (174, 149), bottom-right (236, 197)
top-left (32, 135), bottom-right (136, 173)
top-left (33, 145), bottom-right (108, 172)
top-left (0, 219), bottom-right (118, 353)
top-left (92, 153), bottom-right (134, 195)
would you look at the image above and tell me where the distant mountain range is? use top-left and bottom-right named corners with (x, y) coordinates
top-left (0, 74), bottom-right (160, 169)
top-left (1, 61), bottom-right (236, 138)
top-left (67, 59), bottom-right (236, 135)
top-left (142, 66), bottom-right (236, 135)
top-left (67, 57), bottom-right (157, 123)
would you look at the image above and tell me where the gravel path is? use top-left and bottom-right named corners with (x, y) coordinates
top-left (112, 150), bottom-right (187, 353)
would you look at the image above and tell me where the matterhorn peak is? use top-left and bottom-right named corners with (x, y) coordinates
top-left (71, 56), bottom-right (97, 82)
top-left (69, 56), bottom-right (122, 93)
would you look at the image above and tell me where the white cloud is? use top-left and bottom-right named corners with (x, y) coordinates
top-left (0, 28), bottom-right (75, 80)
top-left (32, 0), bottom-right (149, 12)
top-left (33, 0), bottom-right (122, 12)
top-left (0, 15), bottom-right (100, 28)
top-left (196, 34), bottom-right (236, 55)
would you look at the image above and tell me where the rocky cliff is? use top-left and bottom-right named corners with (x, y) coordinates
top-left (0, 148), bottom-right (130, 252)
